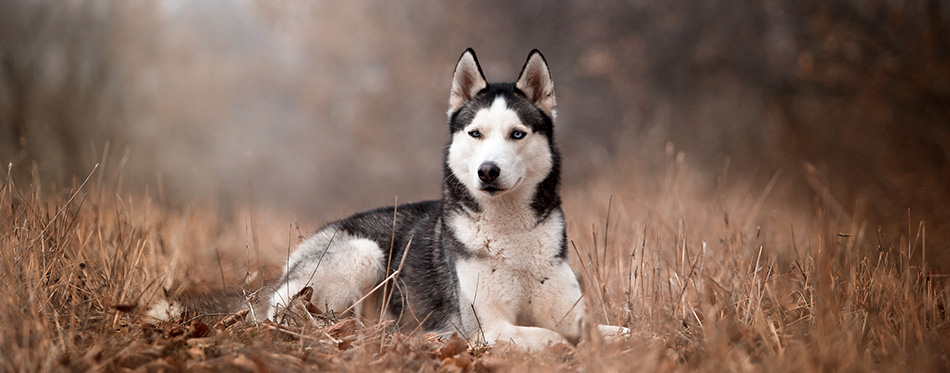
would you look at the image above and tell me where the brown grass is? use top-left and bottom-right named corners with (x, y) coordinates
top-left (1, 155), bottom-right (948, 372)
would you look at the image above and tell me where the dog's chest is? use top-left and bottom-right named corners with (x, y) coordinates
top-left (448, 209), bottom-right (564, 273)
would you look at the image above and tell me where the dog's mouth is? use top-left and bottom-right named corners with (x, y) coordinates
top-left (478, 176), bottom-right (521, 196)
top-left (480, 186), bottom-right (505, 195)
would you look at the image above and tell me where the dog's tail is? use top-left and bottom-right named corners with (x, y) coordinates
top-left (146, 288), bottom-right (270, 323)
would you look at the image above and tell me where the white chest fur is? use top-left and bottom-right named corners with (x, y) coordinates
top-left (449, 207), bottom-right (564, 268)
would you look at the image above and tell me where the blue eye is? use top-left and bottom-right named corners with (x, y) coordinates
top-left (468, 130), bottom-right (482, 138)
top-left (511, 130), bottom-right (526, 140)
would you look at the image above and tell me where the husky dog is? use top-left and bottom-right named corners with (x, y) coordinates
top-left (268, 49), bottom-right (626, 350)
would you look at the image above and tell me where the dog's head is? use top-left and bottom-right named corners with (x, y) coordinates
top-left (446, 49), bottom-right (558, 201)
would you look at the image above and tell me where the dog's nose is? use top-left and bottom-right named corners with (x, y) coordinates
top-left (477, 162), bottom-right (500, 182)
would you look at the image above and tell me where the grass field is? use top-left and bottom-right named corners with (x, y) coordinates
top-left (2, 154), bottom-right (948, 372)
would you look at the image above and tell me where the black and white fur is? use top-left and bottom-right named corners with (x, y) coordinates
top-left (268, 49), bottom-right (626, 350)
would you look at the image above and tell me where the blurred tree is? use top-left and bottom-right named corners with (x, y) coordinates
top-left (0, 0), bottom-right (126, 181)
top-left (0, 0), bottom-right (946, 225)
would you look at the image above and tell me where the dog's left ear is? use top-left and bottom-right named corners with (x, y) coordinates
top-left (516, 49), bottom-right (556, 117)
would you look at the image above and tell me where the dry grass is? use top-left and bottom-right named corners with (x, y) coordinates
top-left (1, 154), bottom-right (948, 372)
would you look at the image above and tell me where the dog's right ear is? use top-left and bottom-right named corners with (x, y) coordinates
top-left (449, 48), bottom-right (487, 115)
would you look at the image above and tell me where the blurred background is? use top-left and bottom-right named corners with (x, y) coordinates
top-left (1, 0), bottom-right (948, 230)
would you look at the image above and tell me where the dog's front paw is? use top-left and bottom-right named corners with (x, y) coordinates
top-left (597, 324), bottom-right (630, 340)
top-left (487, 324), bottom-right (571, 352)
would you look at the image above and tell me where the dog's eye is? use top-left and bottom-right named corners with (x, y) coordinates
top-left (510, 130), bottom-right (526, 140)
top-left (468, 130), bottom-right (482, 138)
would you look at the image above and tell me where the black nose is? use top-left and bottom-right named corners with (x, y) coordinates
top-left (477, 162), bottom-right (500, 182)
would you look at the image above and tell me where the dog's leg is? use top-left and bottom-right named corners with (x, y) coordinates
top-left (528, 262), bottom-right (630, 342)
top-left (526, 262), bottom-right (586, 342)
top-left (457, 259), bottom-right (570, 351)
top-left (268, 234), bottom-right (385, 320)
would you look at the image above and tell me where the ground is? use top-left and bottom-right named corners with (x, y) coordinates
top-left (2, 157), bottom-right (948, 372)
